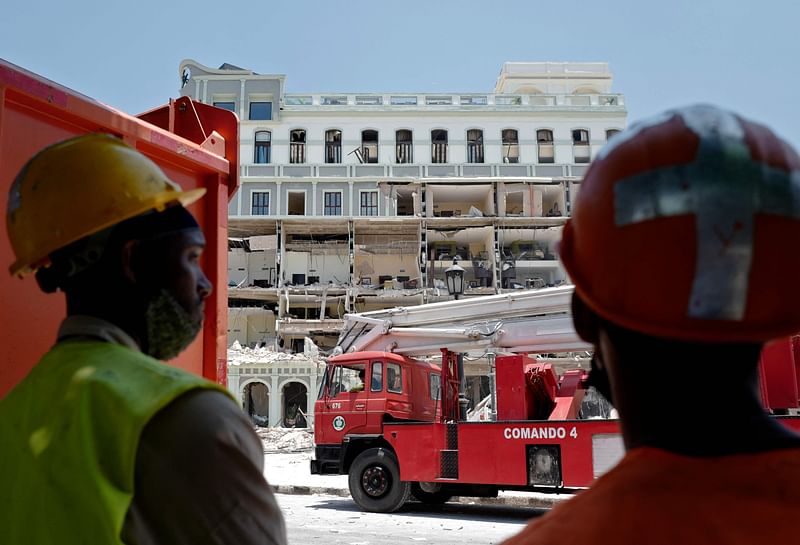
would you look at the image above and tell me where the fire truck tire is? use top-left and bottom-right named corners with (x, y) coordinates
top-left (349, 448), bottom-right (410, 513)
top-left (411, 483), bottom-right (453, 505)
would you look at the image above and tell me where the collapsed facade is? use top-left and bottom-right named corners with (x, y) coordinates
top-left (180, 59), bottom-right (627, 425)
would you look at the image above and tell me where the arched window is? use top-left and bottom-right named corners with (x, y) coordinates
top-left (431, 129), bottom-right (448, 163)
top-left (254, 131), bottom-right (271, 164)
top-left (361, 130), bottom-right (379, 163)
top-left (606, 129), bottom-right (621, 141)
top-left (572, 129), bottom-right (590, 164)
top-left (467, 129), bottom-right (484, 163)
top-left (502, 129), bottom-right (519, 164)
top-left (290, 129), bottom-right (306, 164)
top-left (325, 129), bottom-right (342, 164)
top-left (396, 130), bottom-right (413, 163)
top-left (537, 129), bottom-right (554, 164)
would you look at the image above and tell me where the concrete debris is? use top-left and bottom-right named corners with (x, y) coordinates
top-left (467, 206), bottom-right (484, 217)
top-left (227, 340), bottom-right (325, 366)
top-left (255, 427), bottom-right (314, 453)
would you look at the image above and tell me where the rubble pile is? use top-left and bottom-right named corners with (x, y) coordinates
top-left (255, 426), bottom-right (314, 453)
top-left (227, 340), bottom-right (323, 366)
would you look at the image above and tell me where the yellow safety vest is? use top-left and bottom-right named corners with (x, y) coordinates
top-left (0, 341), bottom-right (230, 544)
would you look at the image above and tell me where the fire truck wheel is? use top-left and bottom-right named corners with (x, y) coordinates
top-left (349, 448), bottom-right (410, 513)
top-left (411, 483), bottom-right (453, 505)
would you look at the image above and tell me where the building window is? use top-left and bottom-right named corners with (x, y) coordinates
top-left (390, 96), bottom-right (417, 105)
top-left (287, 191), bottom-right (305, 215)
top-left (606, 129), bottom-right (621, 141)
top-left (361, 130), bottom-right (379, 163)
top-left (324, 192), bottom-right (342, 216)
top-left (460, 95), bottom-right (488, 106)
top-left (321, 96), bottom-right (347, 105)
top-left (466, 129), bottom-right (484, 163)
top-left (431, 129), bottom-right (448, 163)
top-left (360, 191), bottom-right (378, 216)
top-left (284, 96), bottom-right (312, 106)
top-left (249, 101), bottom-right (272, 120)
top-left (356, 96), bottom-right (383, 105)
top-left (254, 131), bottom-right (271, 164)
top-left (537, 129), bottom-right (554, 164)
top-left (325, 130), bottom-right (342, 164)
top-left (572, 129), bottom-right (590, 163)
top-left (502, 129), bottom-right (519, 164)
top-left (396, 130), bottom-right (413, 163)
top-left (290, 129), bottom-right (306, 164)
top-left (251, 192), bottom-right (270, 215)
top-left (426, 96), bottom-right (452, 105)
top-left (213, 101), bottom-right (235, 112)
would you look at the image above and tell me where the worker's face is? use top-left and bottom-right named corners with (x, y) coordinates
top-left (159, 229), bottom-right (212, 324)
top-left (571, 293), bottom-right (615, 405)
top-left (131, 228), bottom-right (212, 359)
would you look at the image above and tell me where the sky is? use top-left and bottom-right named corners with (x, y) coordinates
top-left (2, 0), bottom-right (798, 148)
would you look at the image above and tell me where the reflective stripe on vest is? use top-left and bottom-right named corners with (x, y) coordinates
top-left (0, 341), bottom-right (230, 544)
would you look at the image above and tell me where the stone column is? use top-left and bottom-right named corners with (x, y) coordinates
top-left (269, 375), bottom-right (281, 427)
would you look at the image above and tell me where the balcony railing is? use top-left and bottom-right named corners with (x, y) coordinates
top-left (282, 93), bottom-right (626, 110)
top-left (538, 143), bottom-right (555, 163)
top-left (290, 143), bottom-right (306, 164)
top-left (573, 144), bottom-right (591, 164)
top-left (431, 143), bottom-right (448, 164)
top-left (396, 142), bottom-right (413, 164)
top-left (466, 143), bottom-right (484, 164)
top-left (239, 163), bottom-right (590, 179)
top-left (325, 144), bottom-right (342, 164)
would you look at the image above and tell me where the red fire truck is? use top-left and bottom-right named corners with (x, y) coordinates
top-left (311, 286), bottom-right (800, 512)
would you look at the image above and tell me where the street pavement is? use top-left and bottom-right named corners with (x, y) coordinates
top-left (277, 492), bottom-right (540, 545)
top-left (265, 451), bottom-right (574, 509)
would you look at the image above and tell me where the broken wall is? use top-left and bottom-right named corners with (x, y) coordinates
top-left (228, 308), bottom-right (277, 347)
top-left (284, 251), bottom-right (350, 285)
top-left (354, 253), bottom-right (420, 287)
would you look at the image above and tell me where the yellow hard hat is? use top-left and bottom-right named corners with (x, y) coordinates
top-left (6, 134), bottom-right (205, 277)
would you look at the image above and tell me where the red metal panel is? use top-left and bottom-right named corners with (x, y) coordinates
top-left (759, 338), bottom-right (800, 410)
top-left (455, 420), bottom-right (621, 488)
top-left (386, 422), bottom-right (447, 482)
top-left (0, 59), bottom-right (238, 396)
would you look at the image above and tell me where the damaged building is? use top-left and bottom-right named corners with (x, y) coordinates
top-left (180, 59), bottom-right (627, 425)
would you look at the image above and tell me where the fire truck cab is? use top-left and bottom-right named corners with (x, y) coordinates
top-left (312, 351), bottom-right (441, 474)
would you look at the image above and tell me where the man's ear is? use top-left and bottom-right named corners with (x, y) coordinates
top-left (120, 240), bottom-right (140, 284)
top-left (571, 292), bottom-right (600, 344)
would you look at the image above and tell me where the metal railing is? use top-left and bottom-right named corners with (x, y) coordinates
top-left (396, 142), bottom-right (413, 163)
top-left (239, 162), bottom-right (591, 179)
top-left (282, 93), bottom-right (626, 110)
top-left (290, 143), bottom-right (305, 164)
top-left (431, 143), bottom-right (448, 164)
top-left (325, 144), bottom-right (342, 164)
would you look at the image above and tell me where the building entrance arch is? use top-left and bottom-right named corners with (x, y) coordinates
top-left (281, 381), bottom-right (308, 428)
top-left (242, 380), bottom-right (270, 427)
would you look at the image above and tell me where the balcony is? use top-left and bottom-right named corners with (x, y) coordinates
top-left (239, 163), bottom-right (590, 179)
top-left (281, 92), bottom-right (626, 112)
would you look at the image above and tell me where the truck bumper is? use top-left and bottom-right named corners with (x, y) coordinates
top-left (310, 444), bottom-right (343, 475)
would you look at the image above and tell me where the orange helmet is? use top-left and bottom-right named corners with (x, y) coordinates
top-left (559, 104), bottom-right (800, 343)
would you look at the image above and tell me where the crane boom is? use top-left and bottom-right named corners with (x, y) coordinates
top-left (334, 285), bottom-right (591, 356)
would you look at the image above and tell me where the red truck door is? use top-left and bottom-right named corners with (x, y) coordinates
top-left (317, 363), bottom-right (369, 442)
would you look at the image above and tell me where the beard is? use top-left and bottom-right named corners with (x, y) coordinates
top-left (142, 289), bottom-right (203, 360)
